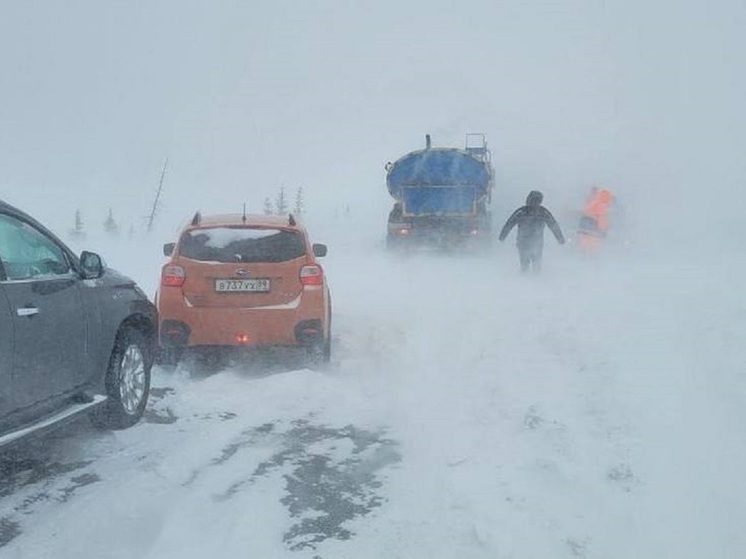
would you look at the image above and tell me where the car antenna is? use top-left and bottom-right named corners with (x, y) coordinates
top-left (191, 211), bottom-right (201, 226)
top-left (242, 203), bottom-right (247, 224)
top-left (288, 213), bottom-right (296, 226)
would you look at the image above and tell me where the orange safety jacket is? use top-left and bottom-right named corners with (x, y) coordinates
top-left (578, 189), bottom-right (613, 237)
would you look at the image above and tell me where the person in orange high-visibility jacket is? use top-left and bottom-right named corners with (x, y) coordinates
top-left (577, 188), bottom-right (614, 252)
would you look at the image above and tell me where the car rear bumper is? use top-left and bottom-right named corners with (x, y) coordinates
top-left (158, 289), bottom-right (327, 348)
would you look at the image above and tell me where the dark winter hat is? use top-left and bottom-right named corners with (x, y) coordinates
top-left (526, 190), bottom-right (543, 206)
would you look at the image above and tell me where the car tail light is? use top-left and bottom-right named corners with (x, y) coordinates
top-left (300, 265), bottom-right (323, 287)
top-left (162, 265), bottom-right (186, 287)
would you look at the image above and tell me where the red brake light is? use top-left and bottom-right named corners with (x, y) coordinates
top-left (300, 265), bottom-right (323, 286)
top-left (162, 265), bottom-right (186, 287)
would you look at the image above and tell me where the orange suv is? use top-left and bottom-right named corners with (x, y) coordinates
top-left (156, 212), bottom-right (331, 366)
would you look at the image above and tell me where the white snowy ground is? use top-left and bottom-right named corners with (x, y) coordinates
top-left (1, 216), bottom-right (745, 559)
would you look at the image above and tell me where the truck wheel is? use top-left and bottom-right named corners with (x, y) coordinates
top-left (90, 328), bottom-right (152, 429)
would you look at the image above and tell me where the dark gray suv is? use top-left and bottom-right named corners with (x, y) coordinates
top-left (0, 200), bottom-right (157, 449)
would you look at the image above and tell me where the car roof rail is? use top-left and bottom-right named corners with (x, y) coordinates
top-left (191, 211), bottom-right (201, 226)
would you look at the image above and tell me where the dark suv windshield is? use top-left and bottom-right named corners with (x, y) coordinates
top-left (178, 227), bottom-right (306, 263)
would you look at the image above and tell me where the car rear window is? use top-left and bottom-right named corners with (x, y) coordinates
top-left (178, 227), bottom-right (306, 263)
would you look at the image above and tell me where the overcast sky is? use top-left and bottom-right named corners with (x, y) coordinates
top-left (1, 1), bottom-right (744, 242)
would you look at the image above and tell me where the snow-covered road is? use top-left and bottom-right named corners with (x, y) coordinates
top-left (2, 229), bottom-right (745, 558)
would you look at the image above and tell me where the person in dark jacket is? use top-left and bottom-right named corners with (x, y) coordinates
top-left (499, 190), bottom-right (565, 273)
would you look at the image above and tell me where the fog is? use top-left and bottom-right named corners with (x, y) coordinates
top-left (2, 2), bottom-right (746, 557)
top-left (2, 1), bottom-right (744, 246)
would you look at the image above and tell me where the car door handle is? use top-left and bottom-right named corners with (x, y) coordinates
top-left (16, 307), bottom-right (39, 317)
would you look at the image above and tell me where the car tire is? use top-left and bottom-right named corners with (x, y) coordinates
top-left (90, 327), bottom-right (152, 430)
top-left (307, 338), bottom-right (331, 366)
top-left (307, 312), bottom-right (332, 367)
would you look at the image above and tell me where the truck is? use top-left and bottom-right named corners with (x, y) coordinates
top-left (385, 133), bottom-right (495, 249)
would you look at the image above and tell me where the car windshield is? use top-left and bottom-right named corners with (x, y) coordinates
top-left (178, 227), bottom-right (306, 263)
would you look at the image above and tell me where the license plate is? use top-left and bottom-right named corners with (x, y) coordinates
top-left (215, 278), bottom-right (270, 292)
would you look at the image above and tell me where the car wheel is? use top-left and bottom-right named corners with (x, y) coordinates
top-left (307, 319), bottom-right (331, 366)
top-left (322, 334), bottom-right (331, 362)
top-left (90, 328), bottom-right (152, 429)
top-left (306, 339), bottom-right (330, 366)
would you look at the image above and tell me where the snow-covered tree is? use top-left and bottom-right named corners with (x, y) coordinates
top-left (293, 187), bottom-right (305, 216)
top-left (275, 187), bottom-right (288, 215)
top-left (263, 197), bottom-right (274, 215)
top-left (69, 209), bottom-right (85, 239)
top-left (104, 208), bottom-right (119, 236)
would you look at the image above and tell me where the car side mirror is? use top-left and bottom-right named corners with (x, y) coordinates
top-left (312, 243), bottom-right (327, 257)
top-left (80, 251), bottom-right (104, 279)
top-left (163, 242), bottom-right (175, 257)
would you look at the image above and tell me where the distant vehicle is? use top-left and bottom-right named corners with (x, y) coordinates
top-left (386, 133), bottom-right (495, 249)
top-left (157, 212), bottom-right (332, 366)
top-left (0, 200), bottom-right (156, 450)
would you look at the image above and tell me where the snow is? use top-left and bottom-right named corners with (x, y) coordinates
top-left (2, 218), bottom-right (745, 558)
top-left (2, 0), bottom-right (745, 556)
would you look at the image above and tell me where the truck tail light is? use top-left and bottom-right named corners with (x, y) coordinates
top-left (300, 265), bottom-right (323, 287)
top-left (162, 265), bottom-right (186, 287)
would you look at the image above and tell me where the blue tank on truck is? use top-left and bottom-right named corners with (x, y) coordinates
top-left (385, 133), bottom-right (494, 249)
